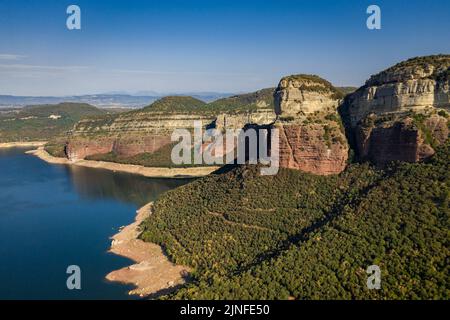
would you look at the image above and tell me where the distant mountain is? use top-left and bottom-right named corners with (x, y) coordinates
top-left (0, 94), bottom-right (158, 109)
top-left (0, 92), bottom-right (235, 109)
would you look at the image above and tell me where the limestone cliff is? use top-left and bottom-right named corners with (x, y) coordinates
top-left (274, 74), bottom-right (349, 175)
top-left (343, 55), bottom-right (450, 165)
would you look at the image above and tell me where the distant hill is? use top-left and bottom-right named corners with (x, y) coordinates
top-left (0, 92), bottom-right (235, 109)
top-left (142, 96), bottom-right (207, 113)
top-left (207, 88), bottom-right (275, 113)
top-left (0, 94), bottom-right (159, 109)
top-left (0, 102), bottom-right (106, 142)
top-left (139, 89), bottom-right (275, 114)
top-left (337, 86), bottom-right (358, 96)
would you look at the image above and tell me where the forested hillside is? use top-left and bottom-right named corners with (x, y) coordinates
top-left (140, 141), bottom-right (450, 299)
top-left (0, 103), bottom-right (106, 142)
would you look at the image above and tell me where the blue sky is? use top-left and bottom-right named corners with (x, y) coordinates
top-left (0, 0), bottom-right (449, 96)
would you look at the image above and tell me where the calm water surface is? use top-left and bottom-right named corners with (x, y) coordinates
top-left (0, 147), bottom-right (190, 299)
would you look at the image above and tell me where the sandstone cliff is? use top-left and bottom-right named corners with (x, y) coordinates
top-left (343, 55), bottom-right (450, 165)
top-left (274, 74), bottom-right (349, 175)
top-left (66, 94), bottom-right (276, 162)
top-left (66, 99), bottom-right (215, 161)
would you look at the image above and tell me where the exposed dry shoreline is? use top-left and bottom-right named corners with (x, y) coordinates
top-left (0, 141), bottom-right (47, 148)
top-left (27, 146), bottom-right (219, 179)
top-left (106, 202), bottom-right (191, 298)
top-left (19, 145), bottom-right (203, 298)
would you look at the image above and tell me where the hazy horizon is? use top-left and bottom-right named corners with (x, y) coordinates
top-left (1, 0), bottom-right (450, 96)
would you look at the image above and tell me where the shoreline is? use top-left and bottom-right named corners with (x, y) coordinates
top-left (23, 145), bottom-right (204, 298)
top-left (105, 202), bottom-right (191, 298)
top-left (0, 141), bottom-right (47, 149)
top-left (27, 147), bottom-right (219, 179)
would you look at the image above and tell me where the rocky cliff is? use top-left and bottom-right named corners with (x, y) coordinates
top-left (66, 94), bottom-right (276, 162)
top-left (344, 55), bottom-right (450, 165)
top-left (63, 55), bottom-right (449, 171)
top-left (274, 75), bottom-right (349, 175)
top-left (66, 102), bottom-right (215, 161)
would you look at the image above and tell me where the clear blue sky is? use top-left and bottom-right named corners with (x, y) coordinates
top-left (0, 0), bottom-right (449, 96)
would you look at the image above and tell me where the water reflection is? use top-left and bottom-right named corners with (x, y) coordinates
top-left (64, 165), bottom-right (192, 207)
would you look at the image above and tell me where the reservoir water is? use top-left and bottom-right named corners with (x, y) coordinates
top-left (0, 147), bottom-right (190, 299)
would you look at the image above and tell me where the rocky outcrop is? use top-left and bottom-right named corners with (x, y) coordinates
top-left (275, 75), bottom-right (343, 118)
top-left (344, 55), bottom-right (450, 165)
top-left (346, 55), bottom-right (450, 126)
top-left (274, 74), bottom-right (349, 175)
top-left (215, 109), bottom-right (276, 131)
top-left (65, 95), bottom-right (276, 161)
top-left (355, 114), bottom-right (448, 165)
top-left (277, 123), bottom-right (348, 175)
top-left (66, 112), bottom-right (214, 161)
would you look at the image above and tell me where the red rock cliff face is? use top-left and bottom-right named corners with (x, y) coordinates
top-left (277, 123), bottom-right (348, 175)
top-left (64, 106), bottom-right (215, 161)
top-left (111, 135), bottom-right (172, 157)
top-left (66, 137), bottom-right (115, 161)
top-left (273, 74), bottom-right (349, 175)
top-left (355, 115), bottom-right (448, 166)
top-left (65, 134), bottom-right (173, 161)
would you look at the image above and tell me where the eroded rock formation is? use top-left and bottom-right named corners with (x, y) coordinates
top-left (66, 112), bottom-right (214, 161)
top-left (344, 55), bottom-right (450, 165)
top-left (274, 74), bottom-right (349, 175)
top-left (65, 95), bottom-right (277, 162)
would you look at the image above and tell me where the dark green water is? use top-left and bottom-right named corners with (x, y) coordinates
top-left (0, 147), bottom-right (190, 299)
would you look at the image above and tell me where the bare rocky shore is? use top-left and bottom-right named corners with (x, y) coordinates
top-left (0, 141), bottom-right (47, 148)
top-left (27, 146), bottom-right (219, 179)
top-left (21, 146), bottom-right (207, 298)
top-left (105, 202), bottom-right (191, 298)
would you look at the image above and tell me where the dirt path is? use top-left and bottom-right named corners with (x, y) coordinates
top-left (106, 202), bottom-right (191, 298)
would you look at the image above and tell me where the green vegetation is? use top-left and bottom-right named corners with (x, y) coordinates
top-left (411, 112), bottom-right (437, 148)
top-left (337, 86), bottom-right (358, 96)
top-left (279, 74), bottom-right (345, 100)
top-left (0, 103), bottom-right (105, 142)
top-left (388, 55), bottom-right (450, 74)
top-left (141, 90), bottom-right (275, 115)
top-left (370, 55), bottom-right (450, 85)
top-left (206, 88), bottom-right (275, 113)
top-left (279, 116), bottom-right (295, 122)
top-left (44, 140), bottom-right (66, 157)
top-left (140, 141), bottom-right (450, 299)
top-left (142, 96), bottom-right (207, 113)
top-left (137, 90), bottom-right (275, 116)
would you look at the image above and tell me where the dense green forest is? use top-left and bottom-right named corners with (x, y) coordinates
top-left (139, 141), bottom-right (450, 299)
